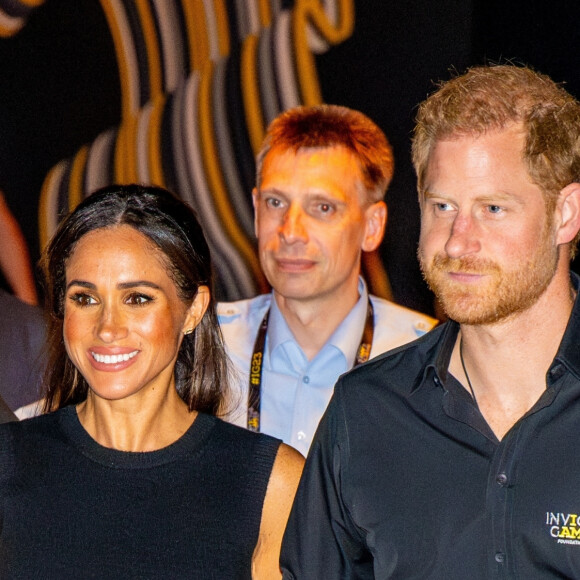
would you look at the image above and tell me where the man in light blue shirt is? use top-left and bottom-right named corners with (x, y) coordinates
top-left (219, 105), bottom-right (436, 455)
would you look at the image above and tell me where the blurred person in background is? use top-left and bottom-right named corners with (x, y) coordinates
top-left (219, 105), bottom-right (436, 456)
top-left (0, 190), bottom-right (47, 415)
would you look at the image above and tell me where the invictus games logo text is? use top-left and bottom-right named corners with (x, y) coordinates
top-left (546, 512), bottom-right (580, 545)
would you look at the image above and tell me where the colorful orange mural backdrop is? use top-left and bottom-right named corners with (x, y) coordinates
top-left (0, 0), bottom-right (391, 301)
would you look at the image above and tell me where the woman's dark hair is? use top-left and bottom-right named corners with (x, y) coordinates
top-left (40, 183), bottom-right (229, 415)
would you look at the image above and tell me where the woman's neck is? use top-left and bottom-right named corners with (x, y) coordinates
top-left (76, 388), bottom-right (196, 452)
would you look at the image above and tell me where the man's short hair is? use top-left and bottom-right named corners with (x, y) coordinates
top-left (256, 104), bottom-right (394, 203)
top-left (412, 64), bottom-right (580, 254)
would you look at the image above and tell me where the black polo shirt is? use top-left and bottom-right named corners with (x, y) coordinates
top-left (281, 274), bottom-right (580, 579)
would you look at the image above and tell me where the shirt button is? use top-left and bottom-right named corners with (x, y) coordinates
top-left (495, 552), bottom-right (505, 563)
top-left (302, 376), bottom-right (310, 384)
top-left (496, 473), bottom-right (508, 486)
top-left (297, 431), bottom-right (306, 441)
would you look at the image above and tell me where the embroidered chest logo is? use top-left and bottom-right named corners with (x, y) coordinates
top-left (546, 512), bottom-right (580, 544)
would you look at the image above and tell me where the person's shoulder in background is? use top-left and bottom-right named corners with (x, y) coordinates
top-left (369, 294), bottom-right (438, 358)
top-left (0, 289), bottom-right (47, 412)
top-left (0, 394), bottom-right (17, 423)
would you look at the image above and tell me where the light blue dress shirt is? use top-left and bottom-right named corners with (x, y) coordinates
top-left (260, 281), bottom-right (370, 453)
top-left (218, 278), bottom-right (436, 456)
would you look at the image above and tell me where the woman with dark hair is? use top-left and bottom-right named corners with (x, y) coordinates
top-left (0, 184), bottom-right (303, 579)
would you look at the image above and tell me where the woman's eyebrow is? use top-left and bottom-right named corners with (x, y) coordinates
top-left (66, 280), bottom-right (95, 290)
top-left (66, 280), bottom-right (162, 290)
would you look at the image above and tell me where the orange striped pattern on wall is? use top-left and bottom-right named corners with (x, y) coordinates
top-left (0, 0), bottom-right (45, 37)
top-left (38, 0), bottom-right (365, 301)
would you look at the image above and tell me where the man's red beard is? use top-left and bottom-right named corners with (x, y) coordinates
top-left (419, 232), bottom-right (558, 325)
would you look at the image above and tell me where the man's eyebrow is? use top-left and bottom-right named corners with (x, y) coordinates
top-left (423, 190), bottom-right (524, 203)
top-left (474, 192), bottom-right (525, 204)
top-left (257, 187), bottom-right (287, 196)
top-left (423, 190), bottom-right (449, 200)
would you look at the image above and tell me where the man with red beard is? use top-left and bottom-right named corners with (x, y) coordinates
top-left (281, 65), bottom-right (580, 579)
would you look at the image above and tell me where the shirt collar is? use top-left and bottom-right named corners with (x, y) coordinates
top-left (267, 295), bottom-right (294, 355)
top-left (552, 271), bottom-right (580, 380)
top-left (267, 277), bottom-right (370, 365)
top-left (411, 321), bottom-right (457, 394)
top-left (419, 271), bottom-right (580, 392)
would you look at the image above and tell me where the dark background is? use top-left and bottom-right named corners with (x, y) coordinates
top-left (1, 0), bottom-right (579, 315)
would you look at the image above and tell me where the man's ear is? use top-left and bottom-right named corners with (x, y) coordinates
top-left (362, 201), bottom-right (387, 252)
top-left (252, 187), bottom-right (259, 238)
top-left (182, 286), bottom-right (210, 336)
top-left (555, 183), bottom-right (580, 246)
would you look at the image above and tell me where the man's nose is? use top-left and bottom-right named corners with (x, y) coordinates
top-left (444, 211), bottom-right (481, 258)
top-left (279, 204), bottom-right (308, 244)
